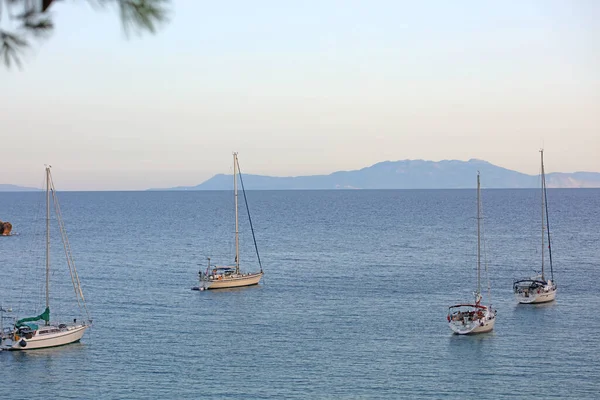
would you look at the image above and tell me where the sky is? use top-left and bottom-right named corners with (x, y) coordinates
top-left (1, 0), bottom-right (599, 190)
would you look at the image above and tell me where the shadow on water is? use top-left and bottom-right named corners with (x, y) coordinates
top-left (512, 300), bottom-right (558, 319)
top-left (2, 342), bottom-right (87, 362)
top-left (510, 300), bottom-right (559, 339)
top-left (445, 331), bottom-right (497, 366)
top-left (448, 331), bottom-right (496, 344)
top-left (192, 285), bottom-right (264, 295)
top-left (192, 284), bottom-right (266, 309)
top-left (514, 300), bottom-right (557, 310)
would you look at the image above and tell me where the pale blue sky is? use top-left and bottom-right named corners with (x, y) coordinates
top-left (2, 0), bottom-right (598, 190)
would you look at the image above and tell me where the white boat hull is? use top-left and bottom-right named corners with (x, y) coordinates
top-left (515, 286), bottom-right (557, 304)
top-left (202, 272), bottom-right (263, 290)
top-left (2, 324), bottom-right (88, 351)
top-left (449, 309), bottom-right (496, 335)
top-left (450, 316), bottom-right (495, 335)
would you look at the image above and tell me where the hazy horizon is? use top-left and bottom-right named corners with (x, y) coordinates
top-left (2, 1), bottom-right (598, 190)
top-left (3, 156), bottom-right (600, 191)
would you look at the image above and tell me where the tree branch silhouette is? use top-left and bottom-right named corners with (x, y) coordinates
top-left (1, 0), bottom-right (170, 68)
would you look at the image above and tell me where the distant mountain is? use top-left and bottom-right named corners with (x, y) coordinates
top-left (0, 184), bottom-right (40, 192)
top-left (149, 159), bottom-right (600, 190)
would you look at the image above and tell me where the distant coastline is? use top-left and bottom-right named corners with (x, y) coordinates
top-left (0, 184), bottom-right (41, 192)
top-left (4, 159), bottom-right (600, 191)
top-left (148, 159), bottom-right (600, 191)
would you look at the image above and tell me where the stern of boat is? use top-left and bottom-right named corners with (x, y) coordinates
top-left (448, 305), bottom-right (495, 335)
top-left (514, 279), bottom-right (557, 304)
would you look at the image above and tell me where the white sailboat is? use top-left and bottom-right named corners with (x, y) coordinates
top-left (194, 153), bottom-right (264, 290)
top-left (513, 149), bottom-right (558, 304)
top-left (0, 166), bottom-right (91, 351)
top-left (448, 173), bottom-right (496, 335)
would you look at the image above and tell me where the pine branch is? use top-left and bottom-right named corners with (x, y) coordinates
top-left (0, 0), bottom-right (171, 69)
top-left (116, 0), bottom-right (169, 36)
top-left (0, 29), bottom-right (28, 68)
top-left (22, 17), bottom-right (53, 37)
top-left (86, 0), bottom-right (169, 36)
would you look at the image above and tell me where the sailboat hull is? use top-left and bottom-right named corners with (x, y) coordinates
top-left (450, 317), bottom-right (495, 335)
top-left (202, 272), bottom-right (263, 290)
top-left (515, 287), bottom-right (557, 304)
top-left (3, 324), bottom-right (88, 351)
top-left (449, 315), bottom-right (495, 335)
top-left (448, 305), bottom-right (496, 335)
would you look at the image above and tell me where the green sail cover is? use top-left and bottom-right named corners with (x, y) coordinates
top-left (22, 322), bottom-right (39, 330)
top-left (16, 307), bottom-right (50, 327)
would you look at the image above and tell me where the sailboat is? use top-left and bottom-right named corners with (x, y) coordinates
top-left (448, 173), bottom-right (496, 335)
top-left (0, 166), bottom-right (91, 351)
top-left (195, 153), bottom-right (264, 290)
top-left (513, 149), bottom-right (558, 304)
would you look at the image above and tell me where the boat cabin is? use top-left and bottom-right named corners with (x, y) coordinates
top-left (448, 304), bottom-right (488, 323)
top-left (513, 279), bottom-right (546, 296)
top-left (207, 267), bottom-right (236, 280)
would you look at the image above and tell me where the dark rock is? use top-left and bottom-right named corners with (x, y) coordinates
top-left (0, 221), bottom-right (12, 236)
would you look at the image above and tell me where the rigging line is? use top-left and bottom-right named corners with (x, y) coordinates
top-left (49, 173), bottom-right (91, 322)
top-left (50, 180), bottom-right (83, 314)
top-left (480, 188), bottom-right (492, 307)
top-left (539, 161), bottom-right (545, 277)
top-left (51, 181), bottom-right (90, 322)
top-left (542, 163), bottom-right (554, 281)
top-left (235, 158), bottom-right (263, 273)
top-left (476, 173), bottom-right (481, 296)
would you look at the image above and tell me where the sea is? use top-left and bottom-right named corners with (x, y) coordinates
top-left (0, 188), bottom-right (599, 399)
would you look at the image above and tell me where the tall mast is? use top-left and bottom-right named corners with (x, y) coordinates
top-left (234, 152), bottom-right (239, 274)
top-left (45, 166), bottom-right (50, 324)
top-left (540, 149), bottom-right (545, 280)
top-left (476, 172), bottom-right (481, 296)
top-left (543, 154), bottom-right (554, 282)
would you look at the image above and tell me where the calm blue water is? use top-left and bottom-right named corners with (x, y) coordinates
top-left (1, 189), bottom-right (599, 399)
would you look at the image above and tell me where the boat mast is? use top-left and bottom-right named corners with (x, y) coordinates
top-left (476, 172), bottom-right (481, 297)
top-left (234, 152), bottom-right (240, 274)
top-left (540, 149), bottom-right (545, 281)
top-left (541, 149), bottom-right (554, 281)
top-left (45, 166), bottom-right (50, 325)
